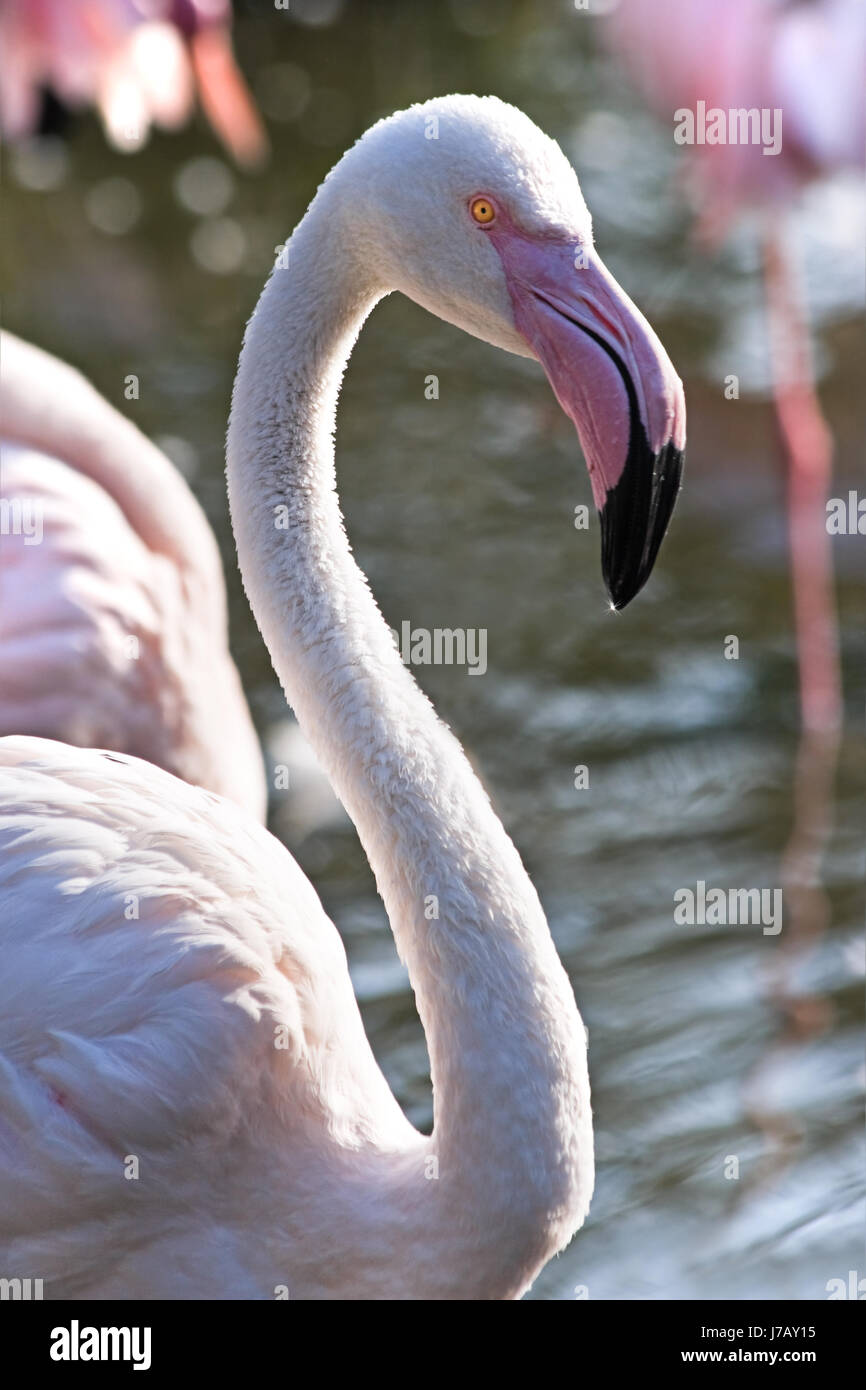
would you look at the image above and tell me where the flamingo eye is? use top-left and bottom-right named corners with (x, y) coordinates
top-left (470, 197), bottom-right (496, 225)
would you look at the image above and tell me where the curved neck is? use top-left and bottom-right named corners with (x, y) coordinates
top-left (226, 200), bottom-right (592, 1293)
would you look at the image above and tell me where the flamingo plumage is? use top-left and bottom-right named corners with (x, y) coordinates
top-left (0, 332), bottom-right (266, 818)
top-left (0, 95), bottom-right (685, 1300)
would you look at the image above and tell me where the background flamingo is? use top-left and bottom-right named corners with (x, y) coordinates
top-left (607, 0), bottom-right (863, 742)
top-left (0, 0), bottom-right (267, 166)
top-left (0, 331), bottom-right (266, 817)
top-left (606, 0), bottom-right (864, 1167)
top-left (0, 95), bottom-right (685, 1299)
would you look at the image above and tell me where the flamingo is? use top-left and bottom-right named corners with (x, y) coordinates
top-left (0, 95), bottom-right (685, 1300)
top-left (606, 0), bottom-right (863, 1172)
top-left (0, 331), bottom-right (267, 818)
top-left (606, 0), bottom-right (863, 744)
top-left (0, 0), bottom-right (267, 167)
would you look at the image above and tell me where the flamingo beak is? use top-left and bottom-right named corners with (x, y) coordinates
top-left (490, 228), bottom-right (686, 609)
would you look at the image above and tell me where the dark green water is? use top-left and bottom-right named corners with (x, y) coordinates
top-left (2, 0), bottom-right (863, 1299)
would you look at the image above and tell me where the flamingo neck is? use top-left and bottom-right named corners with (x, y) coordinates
top-left (226, 195), bottom-right (592, 1295)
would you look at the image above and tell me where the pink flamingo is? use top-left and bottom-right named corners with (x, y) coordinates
top-left (0, 96), bottom-right (685, 1299)
top-left (607, 0), bottom-right (862, 738)
top-left (0, 0), bottom-right (267, 166)
top-left (0, 332), bottom-right (266, 818)
top-left (607, 0), bottom-right (864, 1160)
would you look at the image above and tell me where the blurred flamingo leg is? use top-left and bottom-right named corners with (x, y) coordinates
top-left (763, 217), bottom-right (841, 957)
top-left (190, 26), bottom-right (268, 169)
top-left (763, 224), bottom-right (842, 741)
top-left (740, 221), bottom-right (843, 1173)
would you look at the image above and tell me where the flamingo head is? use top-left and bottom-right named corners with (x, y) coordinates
top-left (343, 94), bottom-right (686, 609)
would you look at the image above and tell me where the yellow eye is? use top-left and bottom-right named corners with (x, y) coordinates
top-left (470, 197), bottom-right (496, 225)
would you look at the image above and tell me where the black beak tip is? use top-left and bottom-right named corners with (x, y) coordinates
top-left (599, 437), bottom-right (685, 611)
top-left (605, 582), bottom-right (631, 614)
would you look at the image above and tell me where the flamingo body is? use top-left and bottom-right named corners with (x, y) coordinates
top-left (0, 736), bottom-right (416, 1300)
top-left (0, 333), bottom-right (267, 818)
